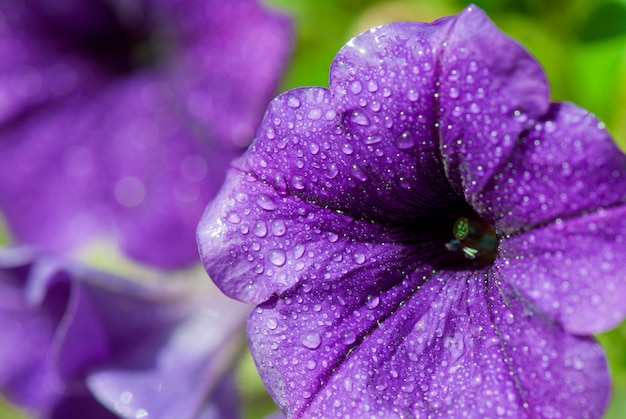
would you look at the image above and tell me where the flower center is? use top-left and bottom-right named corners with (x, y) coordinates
top-left (445, 215), bottom-right (498, 265)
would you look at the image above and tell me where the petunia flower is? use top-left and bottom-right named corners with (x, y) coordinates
top-left (0, 245), bottom-right (250, 418)
top-left (197, 5), bottom-right (626, 418)
top-left (0, 0), bottom-right (292, 269)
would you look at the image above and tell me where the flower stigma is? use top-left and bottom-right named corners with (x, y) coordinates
top-left (446, 215), bottom-right (498, 264)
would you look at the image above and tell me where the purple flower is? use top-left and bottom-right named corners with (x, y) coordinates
top-left (197, 5), bottom-right (626, 418)
top-left (0, 0), bottom-right (292, 269)
top-left (0, 246), bottom-right (249, 418)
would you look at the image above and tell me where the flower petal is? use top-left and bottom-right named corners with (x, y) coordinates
top-left (198, 156), bottom-right (412, 304)
top-left (0, 247), bottom-right (249, 418)
top-left (0, 0), bottom-right (292, 269)
top-left (498, 204), bottom-right (626, 334)
top-left (87, 291), bottom-right (248, 419)
top-left (248, 270), bottom-right (609, 418)
top-left (0, 250), bottom-right (68, 410)
top-left (470, 102), bottom-right (626, 232)
top-left (437, 6), bottom-right (550, 199)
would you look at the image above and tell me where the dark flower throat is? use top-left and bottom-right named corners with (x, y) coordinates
top-left (445, 215), bottom-right (498, 265)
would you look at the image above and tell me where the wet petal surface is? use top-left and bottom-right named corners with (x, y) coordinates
top-left (197, 5), bottom-right (624, 418)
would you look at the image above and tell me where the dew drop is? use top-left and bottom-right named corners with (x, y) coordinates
top-left (271, 220), bottom-right (287, 236)
top-left (309, 142), bottom-right (320, 155)
top-left (351, 164), bottom-right (368, 181)
top-left (227, 213), bottom-right (241, 224)
top-left (325, 163), bottom-right (339, 179)
top-left (367, 80), bottom-right (379, 92)
top-left (342, 144), bottom-right (354, 155)
top-left (350, 109), bottom-right (370, 126)
top-left (253, 220), bottom-right (268, 237)
top-left (364, 135), bottom-right (382, 145)
top-left (257, 194), bottom-right (278, 211)
top-left (291, 175), bottom-right (305, 190)
top-left (266, 318), bottom-right (278, 330)
top-left (449, 87), bottom-right (459, 99)
top-left (382, 87), bottom-right (391, 97)
top-left (269, 249), bottom-right (286, 267)
top-left (350, 80), bottom-right (363, 94)
top-left (407, 89), bottom-right (419, 101)
top-left (308, 108), bottom-right (322, 120)
top-left (274, 172), bottom-right (287, 194)
top-left (293, 244), bottom-right (306, 259)
top-left (307, 359), bottom-right (317, 370)
top-left (376, 382), bottom-right (388, 391)
top-left (234, 192), bottom-right (248, 203)
top-left (353, 252), bottom-right (366, 264)
top-left (366, 295), bottom-right (380, 309)
top-left (287, 96), bottom-right (301, 108)
top-left (384, 116), bottom-right (394, 129)
top-left (342, 330), bottom-right (357, 345)
top-left (396, 131), bottom-right (415, 150)
top-left (401, 383), bottom-right (415, 393)
top-left (301, 331), bottom-right (322, 349)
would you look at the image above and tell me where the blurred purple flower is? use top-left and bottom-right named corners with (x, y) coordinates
top-left (197, 5), bottom-right (626, 418)
top-left (0, 0), bottom-right (292, 269)
top-left (0, 245), bottom-right (250, 418)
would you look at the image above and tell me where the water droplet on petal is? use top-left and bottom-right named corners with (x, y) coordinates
top-left (309, 142), bottom-right (320, 154)
top-left (301, 331), bottom-right (322, 349)
top-left (396, 131), bottom-right (415, 150)
top-left (342, 144), bottom-right (354, 155)
top-left (291, 175), bottom-right (305, 190)
top-left (350, 109), bottom-right (370, 126)
top-left (308, 108), bottom-right (322, 120)
top-left (227, 213), bottom-right (241, 224)
top-left (274, 173), bottom-right (288, 194)
top-left (366, 295), bottom-right (380, 309)
top-left (325, 163), bottom-right (339, 179)
top-left (266, 318), bottom-right (278, 330)
top-left (293, 244), bottom-right (305, 259)
top-left (407, 89), bottom-right (419, 101)
top-left (350, 80), bottom-right (363, 94)
top-left (234, 192), bottom-right (248, 203)
top-left (353, 252), bottom-right (366, 264)
top-left (367, 80), bottom-right (379, 92)
top-left (257, 194), bottom-right (278, 211)
top-left (342, 330), bottom-right (357, 345)
top-left (269, 249), bottom-right (286, 267)
top-left (401, 383), bottom-right (415, 393)
top-left (271, 220), bottom-right (287, 236)
top-left (253, 220), bottom-right (267, 237)
top-left (364, 135), bottom-right (382, 145)
top-left (351, 164), bottom-right (368, 181)
top-left (287, 96), bottom-right (301, 108)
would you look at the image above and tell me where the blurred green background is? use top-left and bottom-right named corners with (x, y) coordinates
top-left (3, 0), bottom-right (626, 417)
